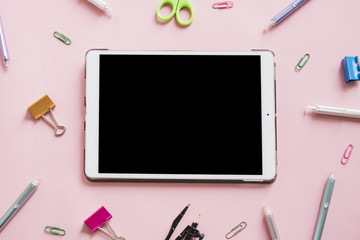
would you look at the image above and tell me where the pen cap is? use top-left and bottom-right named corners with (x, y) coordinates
top-left (84, 206), bottom-right (112, 232)
top-left (87, 0), bottom-right (113, 14)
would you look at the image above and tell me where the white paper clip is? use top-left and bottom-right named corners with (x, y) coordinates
top-left (225, 221), bottom-right (247, 239)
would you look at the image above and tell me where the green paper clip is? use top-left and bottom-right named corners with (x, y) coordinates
top-left (295, 53), bottom-right (310, 71)
top-left (45, 226), bottom-right (66, 236)
top-left (53, 31), bottom-right (71, 45)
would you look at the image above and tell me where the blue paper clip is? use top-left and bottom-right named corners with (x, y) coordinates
top-left (342, 56), bottom-right (360, 83)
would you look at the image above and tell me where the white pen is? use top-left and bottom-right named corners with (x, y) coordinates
top-left (0, 15), bottom-right (9, 68)
top-left (263, 206), bottom-right (280, 240)
top-left (0, 178), bottom-right (40, 232)
top-left (313, 172), bottom-right (335, 240)
top-left (306, 105), bottom-right (360, 119)
top-left (87, 0), bottom-right (113, 15)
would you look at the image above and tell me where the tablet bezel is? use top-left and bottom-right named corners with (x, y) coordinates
top-left (84, 50), bottom-right (277, 183)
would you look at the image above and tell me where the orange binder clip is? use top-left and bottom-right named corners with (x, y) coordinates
top-left (28, 95), bottom-right (66, 136)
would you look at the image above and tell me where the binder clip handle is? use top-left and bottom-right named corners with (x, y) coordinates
top-left (42, 108), bottom-right (66, 136)
top-left (98, 221), bottom-right (125, 240)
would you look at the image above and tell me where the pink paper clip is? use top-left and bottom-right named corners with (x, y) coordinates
top-left (212, 1), bottom-right (234, 9)
top-left (84, 206), bottom-right (125, 240)
top-left (341, 144), bottom-right (353, 165)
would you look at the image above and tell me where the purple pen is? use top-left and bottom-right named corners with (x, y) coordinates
top-left (0, 15), bottom-right (9, 68)
top-left (265, 0), bottom-right (310, 30)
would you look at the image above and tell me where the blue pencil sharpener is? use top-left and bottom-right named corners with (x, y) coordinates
top-left (342, 56), bottom-right (360, 83)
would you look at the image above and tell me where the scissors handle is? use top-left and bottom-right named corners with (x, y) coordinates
top-left (156, 0), bottom-right (194, 26)
top-left (175, 0), bottom-right (193, 26)
top-left (157, 0), bottom-right (177, 22)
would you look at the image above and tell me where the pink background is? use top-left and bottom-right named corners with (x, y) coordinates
top-left (1, 0), bottom-right (360, 239)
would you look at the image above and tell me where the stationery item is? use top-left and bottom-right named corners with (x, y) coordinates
top-left (27, 95), bottom-right (66, 136)
top-left (87, 0), bottom-right (113, 15)
top-left (342, 56), bottom-right (360, 83)
top-left (175, 215), bottom-right (204, 240)
top-left (165, 204), bottom-right (190, 240)
top-left (265, 0), bottom-right (310, 29)
top-left (212, 1), bottom-right (234, 9)
top-left (306, 105), bottom-right (360, 119)
top-left (263, 206), bottom-right (280, 240)
top-left (225, 221), bottom-right (247, 239)
top-left (0, 179), bottom-right (40, 232)
top-left (84, 206), bottom-right (125, 240)
top-left (313, 172), bottom-right (335, 240)
top-left (84, 50), bottom-right (277, 183)
top-left (44, 226), bottom-right (66, 236)
top-left (53, 31), bottom-right (71, 45)
top-left (0, 15), bottom-right (9, 68)
top-left (156, 0), bottom-right (194, 26)
top-left (295, 53), bottom-right (310, 71)
top-left (341, 144), bottom-right (353, 165)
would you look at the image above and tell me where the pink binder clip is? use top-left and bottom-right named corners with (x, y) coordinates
top-left (341, 144), bottom-right (353, 165)
top-left (84, 206), bottom-right (125, 240)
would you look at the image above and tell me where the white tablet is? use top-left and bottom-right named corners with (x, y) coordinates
top-left (84, 50), bottom-right (277, 183)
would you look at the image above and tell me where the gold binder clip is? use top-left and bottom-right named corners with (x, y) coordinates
top-left (28, 95), bottom-right (66, 136)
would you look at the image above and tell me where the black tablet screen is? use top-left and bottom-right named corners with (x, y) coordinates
top-left (98, 54), bottom-right (262, 175)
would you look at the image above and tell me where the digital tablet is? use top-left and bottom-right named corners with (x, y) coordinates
top-left (84, 50), bottom-right (277, 183)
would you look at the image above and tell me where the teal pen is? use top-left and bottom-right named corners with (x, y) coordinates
top-left (312, 172), bottom-right (335, 240)
top-left (0, 179), bottom-right (40, 232)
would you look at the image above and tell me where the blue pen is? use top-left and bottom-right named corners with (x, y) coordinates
top-left (265, 0), bottom-right (310, 29)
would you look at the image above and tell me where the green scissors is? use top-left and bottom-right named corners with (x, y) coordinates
top-left (156, 0), bottom-right (194, 26)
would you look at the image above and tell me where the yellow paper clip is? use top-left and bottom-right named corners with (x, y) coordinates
top-left (28, 95), bottom-right (66, 136)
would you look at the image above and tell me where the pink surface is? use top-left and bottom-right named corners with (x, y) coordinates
top-left (0, 0), bottom-right (360, 239)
